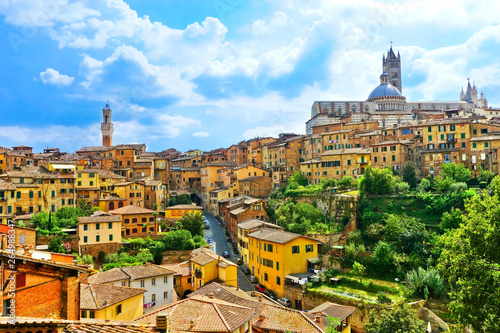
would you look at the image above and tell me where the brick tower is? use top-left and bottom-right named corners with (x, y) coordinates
top-left (101, 102), bottom-right (114, 147)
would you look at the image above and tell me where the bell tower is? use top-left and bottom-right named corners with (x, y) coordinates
top-left (101, 101), bottom-right (114, 147)
top-left (383, 44), bottom-right (402, 93)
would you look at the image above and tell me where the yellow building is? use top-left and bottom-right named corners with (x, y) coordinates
top-left (237, 219), bottom-right (283, 266)
top-left (80, 283), bottom-right (145, 320)
top-left (370, 140), bottom-right (409, 172)
top-left (78, 212), bottom-right (122, 256)
top-left (247, 228), bottom-right (320, 298)
top-left (190, 247), bottom-right (238, 292)
top-left (164, 204), bottom-right (203, 220)
top-left (112, 181), bottom-right (146, 207)
top-left (308, 302), bottom-right (356, 333)
top-left (109, 205), bottom-right (157, 236)
top-left (162, 262), bottom-right (193, 298)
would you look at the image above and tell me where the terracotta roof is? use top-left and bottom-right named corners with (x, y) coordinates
top-left (99, 196), bottom-right (127, 201)
top-left (248, 228), bottom-right (301, 244)
top-left (188, 282), bottom-right (322, 332)
top-left (0, 180), bottom-right (16, 190)
top-left (162, 262), bottom-right (192, 277)
top-left (14, 213), bottom-right (34, 220)
top-left (80, 284), bottom-right (146, 310)
top-left (308, 302), bottom-right (356, 324)
top-left (88, 268), bottom-right (130, 284)
top-left (229, 207), bottom-right (249, 215)
top-left (191, 248), bottom-right (237, 268)
top-left (165, 204), bottom-right (203, 210)
top-left (121, 264), bottom-right (174, 280)
top-left (64, 320), bottom-right (154, 333)
top-left (78, 215), bottom-right (122, 224)
top-left (109, 205), bottom-right (156, 215)
top-left (321, 148), bottom-right (370, 156)
top-left (237, 219), bottom-right (283, 231)
top-left (135, 295), bottom-right (255, 332)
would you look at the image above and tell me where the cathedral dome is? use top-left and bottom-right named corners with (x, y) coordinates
top-left (367, 83), bottom-right (402, 100)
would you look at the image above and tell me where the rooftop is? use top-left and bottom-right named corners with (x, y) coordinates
top-left (80, 284), bottom-right (146, 310)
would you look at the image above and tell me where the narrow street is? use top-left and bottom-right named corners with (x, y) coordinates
top-left (202, 212), bottom-right (254, 292)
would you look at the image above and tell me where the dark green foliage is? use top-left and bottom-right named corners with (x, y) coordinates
top-left (48, 237), bottom-right (66, 253)
top-left (377, 292), bottom-right (392, 304)
top-left (336, 176), bottom-right (356, 191)
top-left (438, 192), bottom-right (500, 332)
top-left (402, 162), bottom-right (418, 188)
top-left (416, 178), bottom-right (431, 193)
top-left (97, 251), bottom-right (106, 262)
top-left (153, 252), bottom-right (163, 265)
top-left (372, 241), bottom-right (394, 273)
top-left (163, 229), bottom-right (194, 250)
top-left (168, 194), bottom-right (192, 206)
top-left (179, 211), bottom-right (204, 237)
top-left (439, 208), bottom-right (462, 231)
top-left (418, 189), bottom-right (475, 216)
top-left (364, 303), bottom-right (426, 333)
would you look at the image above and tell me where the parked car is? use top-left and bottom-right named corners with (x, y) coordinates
top-left (223, 251), bottom-right (230, 258)
top-left (204, 222), bottom-right (210, 229)
top-left (277, 298), bottom-right (291, 308)
top-left (241, 266), bottom-right (250, 274)
top-left (255, 284), bottom-right (266, 293)
top-left (236, 258), bottom-right (243, 265)
top-left (207, 238), bottom-right (212, 244)
top-left (232, 247), bottom-right (239, 255)
top-left (249, 275), bottom-right (258, 283)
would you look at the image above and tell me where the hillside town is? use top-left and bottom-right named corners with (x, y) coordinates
top-left (1, 46), bottom-right (499, 333)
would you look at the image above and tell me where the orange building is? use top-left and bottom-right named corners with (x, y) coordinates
top-left (109, 205), bottom-right (157, 237)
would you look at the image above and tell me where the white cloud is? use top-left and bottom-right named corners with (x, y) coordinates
top-left (193, 131), bottom-right (209, 137)
top-left (39, 68), bottom-right (74, 86)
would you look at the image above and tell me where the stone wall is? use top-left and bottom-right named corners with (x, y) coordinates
top-left (283, 283), bottom-right (378, 333)
top-left (160, 250), bottom-right (192, 264)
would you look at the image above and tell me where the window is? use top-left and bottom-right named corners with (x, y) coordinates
top-left (390, 146), bottom-right (396, 151)
top-left (109, 234), bottom-right (113, 241)
top-left (276, 262), bottom-right (279, 270)
top-left (428, 135), bottom-right (432, 142)
top-left (462, 142), bottom-right (466, 148)
top-left (473, 129), bottom-right (477, 135)
top-left (277, 276), bottom-right (281, 285)
top-left (164, 291), bottom-right (168, 299)
top-left (89, 311), bottom-right (95, 319)
top-left (264, 273), bottom-right (268, 281)
top-left (61, 199), bottom-right (65, 205)
top-left (84, 224), bottom-right (88, 231)
top-left (90, 181), bottom-right (94, 186)
top-left (152, 278), bottom-right (156, 286)
top-left (450, 125), bottom-right (456, 131)
top-left (292, 246), bottom-right (300, 254)
top-left (29, 191), bottom-right (33, 198)
top-left (461, 133), bottom-right (466, 139)
top-left (16, 191), bottom-right (20, 199)
top-left (152, 294), bottom-right (156, 302)
top-left (264, 243), bottom-right (273, 252)
top-left (51, 191), bottom-right (55, 197)
top-left (485, 142), bottom-right (489, 148)
top-left (305, 244), bottom-right (314, 253)
top-left (78, 181), bottom-right (82, 186)
top-left (84, 236), bottom-right (88, 243)
top-left (164, 276), bottom-right (168, 283)
top-left (473, 143), bottom-right (477, 149)
top-left (140, 280), bottom-right (145, 288)
top-left (392, 155), bottom-right (396, 161)
top-left (116, 304), bottom-right (122, 315)
top-left (428, 126), bottom-right (432, 132)
top-left (96, 223), bottom-right (100, 230)
top-left (96, 235), bottom-right (100, 242)
top-left (187, 277), bottom-right (192, 283)
top-left (481, 128), bottom-right (488, 134)
top-left (81, 311), bottom-right (87, 318)
top-left (38, 191), bottom-right (42, 198)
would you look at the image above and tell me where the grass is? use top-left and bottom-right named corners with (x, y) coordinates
top-left (309, 271), bottom-right (412, 303)
top-left (369, 196), bottom-right (442, 226)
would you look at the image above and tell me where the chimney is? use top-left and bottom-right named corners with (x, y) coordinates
top-left (315, 314), bottom-right (322, 323)
top-left (23, 245), bottom-right (30, 256)
top-left (208, 292), bottom-right (214, 299)
top-left (236, 286), bottom-right (239, 290)
top-left (190, 320), bottom-right (195, 328)
top-left (259, 314), bottom-right (266, 321)
top-left (259, 295), bottom-right (262, 302)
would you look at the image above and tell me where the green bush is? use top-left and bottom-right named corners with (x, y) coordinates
top-left (393, 182), bottom-right (410, 195)
top-left (450, 182), bottom-right (467, 192)
top-left (97, 251), bottom-right (106, 262)
top-left (377, 292), bottom-right (392, 304)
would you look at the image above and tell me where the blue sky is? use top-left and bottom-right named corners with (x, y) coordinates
top-left (1, 0), bottom-right (500, 153)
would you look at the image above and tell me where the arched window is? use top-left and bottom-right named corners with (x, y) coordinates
top-left (142, 217), bottom-right (147, 223)
top-left (124, 218), bottom-right (130, 224)
top-left (109, 202), bottom-right (115, 210)
top-left (149, 227), bottom-right (155, 232)
top-left (132, 218), bottom-right (137, 224)
top-left (118, 201), bottom-right (124, 208)
top-left (149, 217), bottom-right (154, 222)
top-left (142, 227), bottom-right (146, 233)
top-left (132, 228), bottom-right (138, 234)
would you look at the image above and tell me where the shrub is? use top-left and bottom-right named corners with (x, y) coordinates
top-left (417, 178), bottom-right (432, 193)
top-left (153, 252), bottom-right (163, 265)
top-left (377, 292), bottom-right (392, 304)
top-left (450, 182), bottom-right (467, 192)
top-left (97, 251), bottom-right (106, 262)
top-left (405, 266), bottom-right (446, 299)
top-left (393, 182), bottom-right (410, 195)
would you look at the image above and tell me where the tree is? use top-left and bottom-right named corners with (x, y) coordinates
top-left (438, 192), bottom-right (500, 332)
top-left (405, 266), bottom-right (445, 299)
top-left (416, 178), bottom-right (431, 193)
top-left (179, 211), bottom-right (204, 237)
top-left (288, 171), bottom-right (308, 187)
top-left (98, 250), bottom-right (106, 262)
top-left (48, 237), bottom-right (66, 253)
top-left (351, 261), bottom-right (366, 284)
top-left (360, 166), bottom-right (397, 195)
top-left (440, 163), bottom-right (471, 183)
top-left (364, 303), bottom-right (426, 333)
top-left (479, 166), bottom-right (495, 183)
top-left (402, 162), bottom-right (418, 188)
top-left (372, 241), bottom-right (394, 273)
top-left (439, 208), bottom-right (462, 231)
top-left (163, 229), bottom-right (193, 250)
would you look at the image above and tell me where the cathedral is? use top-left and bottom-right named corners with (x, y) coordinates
top-left (306, 45), bottom-right (489, 134)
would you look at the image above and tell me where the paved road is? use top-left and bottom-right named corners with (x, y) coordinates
top-left (202, 212), bottom-right (254, 292)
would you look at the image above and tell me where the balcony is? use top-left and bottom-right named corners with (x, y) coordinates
top-left (0, 197), bottom-right (6, 201)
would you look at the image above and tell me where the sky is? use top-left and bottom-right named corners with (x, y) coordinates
top-left (1, 0), bottom-right (500, 154)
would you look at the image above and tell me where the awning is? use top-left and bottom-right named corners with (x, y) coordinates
top-left (331, 245), bottom-right (344, 250)
top-left (307, 257), bottom-right (322, 264)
